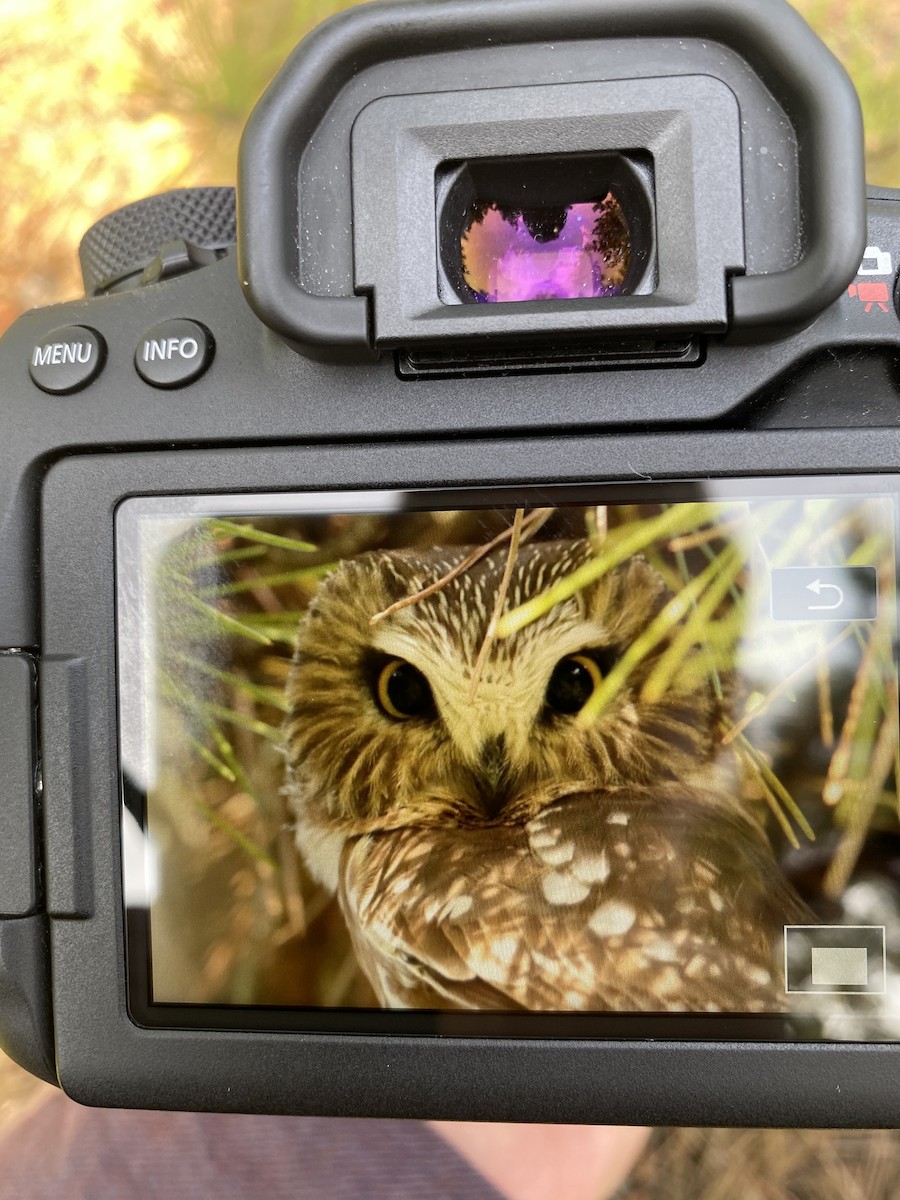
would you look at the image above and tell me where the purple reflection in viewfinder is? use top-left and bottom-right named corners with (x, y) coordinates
top-left (461, 199), bottom-right (629, 303)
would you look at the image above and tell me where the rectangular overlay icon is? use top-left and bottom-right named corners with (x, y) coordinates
top-left (771, 566), bottom-right (878, 622)
top-left (785, 925), bottom-right (886, 995)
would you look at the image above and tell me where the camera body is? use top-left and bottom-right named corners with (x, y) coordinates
top-left (3, 0), bottom-right (900, 1126)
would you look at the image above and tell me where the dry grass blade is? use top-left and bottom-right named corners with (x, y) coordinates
top-left (585, 505), bottom-right (608, 553)
top-left (276, 825), bottom-right (307, 940)
top-left (468, 508), bottom-right (526, 701)
top-left (369, 507), bottom-right (552, 625)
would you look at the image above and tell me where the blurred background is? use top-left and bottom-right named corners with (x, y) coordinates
top-left (4, 0), bottom-right (900, 333)
top-left (3, 0), bottom-right (900, 1195)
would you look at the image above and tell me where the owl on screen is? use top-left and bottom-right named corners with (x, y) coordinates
top-left (284, 538), bottom-right (807, 1013)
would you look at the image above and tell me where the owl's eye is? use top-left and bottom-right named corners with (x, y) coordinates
top-left (376, 659), bottom-right (436, 720)
top-left (546, 653), bottom-right (605, 715)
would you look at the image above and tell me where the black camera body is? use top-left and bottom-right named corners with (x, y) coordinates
top-left (3, 0), bottom-right (900, 1127)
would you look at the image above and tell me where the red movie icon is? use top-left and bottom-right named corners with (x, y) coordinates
top-left (847, 280), bottom-right (891, 313)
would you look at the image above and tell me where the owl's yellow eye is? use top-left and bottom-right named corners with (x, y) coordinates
top-left (376, 659), bottom-right (436, 720)
top-left (546, 653), bottom-right (604, 715)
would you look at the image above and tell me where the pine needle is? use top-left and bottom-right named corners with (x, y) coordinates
top-left (201, 700), bottom-right (283, 743)
top-left (824, 699), bottom-right (899, 898)
top-left (206, 519), bottom-right (317, 554)
top-left (192, 795), bottom-right (276, 869)
top-left (817, 646), bottom-right (836, 748)
top-left (640, 544), bottom-right (743, 704)
top-left (737, 734), bottom-right (815, 844)
top-left (722, 625), bottom-right (856, 746)
top-left (822, 625), bottom-right (882, 803)
top-left (577, 549), bottom-right (727, 725)
top-left (201, 563), bottom-right (336, 597)
top-left (180, 590), bottom-right (273, 646)
top-left (172, 651), bottom-right (290, 712)
top-left (186, 734), bottom-right (237, 784)
top-left (496, 502), bottom-right (728, 640)
top-left (667, 514), bottom-right (747, 552)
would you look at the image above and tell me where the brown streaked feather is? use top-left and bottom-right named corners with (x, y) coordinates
top-left (338, 786), bottom-right (809, 1013)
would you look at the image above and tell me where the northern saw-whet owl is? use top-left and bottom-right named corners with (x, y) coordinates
top-left (284, 539), bottom-right (807, 1013)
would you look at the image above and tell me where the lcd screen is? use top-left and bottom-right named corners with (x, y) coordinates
top-left (117, 478), bottom-right (900, 1041)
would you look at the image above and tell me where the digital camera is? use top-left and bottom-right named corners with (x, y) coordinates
top-left (3, 0), bottom-right (900, 1128)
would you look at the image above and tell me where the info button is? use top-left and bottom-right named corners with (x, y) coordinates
top-left (135, 319), bottom-right (214, 389)
top-left (770, 566), bottom-right (878, 623)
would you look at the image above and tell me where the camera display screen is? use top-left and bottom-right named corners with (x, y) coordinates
top-left (118, 478), bottom-right (900, 1042)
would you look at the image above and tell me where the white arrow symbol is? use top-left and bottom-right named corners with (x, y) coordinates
top-left (806, 579), bottom-right (844, 611)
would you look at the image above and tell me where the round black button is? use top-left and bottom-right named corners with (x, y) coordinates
top-left (135, 319), bottom-right (214, 389)
top-left (29, 326), bottom-right (106, 394)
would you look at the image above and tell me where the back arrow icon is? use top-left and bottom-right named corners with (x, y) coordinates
top-left (806, 579), bottom-right (844, 611)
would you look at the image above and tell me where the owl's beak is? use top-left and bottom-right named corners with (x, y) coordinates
top-left (477, 734), bottom-right (510, 818)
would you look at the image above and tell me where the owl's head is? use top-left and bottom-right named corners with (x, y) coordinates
top-left (284, 539), bottom-right (727, 888)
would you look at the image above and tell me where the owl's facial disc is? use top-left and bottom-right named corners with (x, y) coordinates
top-left (287, 541), bottom-right (710, 840)
top-left (370, 614), bottom-right (616, 815)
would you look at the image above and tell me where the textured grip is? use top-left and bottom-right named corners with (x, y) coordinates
top-left (79, 187), bottom-right (237, 295)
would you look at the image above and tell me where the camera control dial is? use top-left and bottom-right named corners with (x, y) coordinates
top-left (78, 187), bottom-right (236, 297)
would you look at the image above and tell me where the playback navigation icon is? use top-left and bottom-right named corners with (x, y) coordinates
top-left (784, 925), bottom-right (886, 995)
top-left (770, 566), bottom-right (878, 622)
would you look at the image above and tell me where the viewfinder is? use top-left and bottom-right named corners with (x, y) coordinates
top-left (437, 153), bottom-right (656, 305)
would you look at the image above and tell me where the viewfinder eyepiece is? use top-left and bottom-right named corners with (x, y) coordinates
top-left (438, 153), bottom-right (655, 305)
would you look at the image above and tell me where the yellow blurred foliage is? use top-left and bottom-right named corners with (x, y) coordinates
top-left (0, 0), bottom-right (898, 329)
top-left (1, 0), bottom-right (192, 324)
top-left (795, 0), bottom-right (900, 185)
top-left (0, 0), bottom-right (361, 329)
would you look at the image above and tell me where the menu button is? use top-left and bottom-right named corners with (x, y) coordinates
top-left (29, 326), bottom-right (106, 394)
